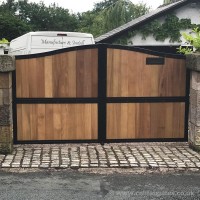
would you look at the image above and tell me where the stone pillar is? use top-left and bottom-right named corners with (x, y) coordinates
top-left (186, 53), bottom-right (200, 151)
top-left (0, 55), bottom-right (15, 154)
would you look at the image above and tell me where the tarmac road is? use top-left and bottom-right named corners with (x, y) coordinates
top-left (0, 170), bottom-right (200, 200)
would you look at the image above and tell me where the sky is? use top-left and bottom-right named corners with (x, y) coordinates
top-left (27, 0), bottom-right (164, 13)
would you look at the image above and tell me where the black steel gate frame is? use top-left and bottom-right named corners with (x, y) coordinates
top-left (12, 44), bottom-right (190, 144)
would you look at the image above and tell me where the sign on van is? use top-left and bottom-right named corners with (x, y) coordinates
top-left (9, 31), bottom-right (95, 55)
top-left (32, 36), bottom-right (93, 48)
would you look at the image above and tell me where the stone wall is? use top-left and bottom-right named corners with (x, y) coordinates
top-left (186, 53), bottom-right (200, 151)
top-left (0, 55), bottom-right (15, 154)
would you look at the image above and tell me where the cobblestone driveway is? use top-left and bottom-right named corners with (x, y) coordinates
top-left (0, 142), bottom-right (200, 169)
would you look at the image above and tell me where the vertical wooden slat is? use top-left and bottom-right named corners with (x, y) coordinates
top-left (68, 104), bottom-right (76, 139)
top-left (142, 56), bottom-right (154, 96)
top-left (16, 104), bottom-right (22, 140)
top-left (75, 49), bottom-right (98, 97)
top-left (28, 59), bottom-right (38, 97)
top-left (127, 103), bottom-right (136, 138)
top-left (21, 59), bottom-right (29, 98)
top-left (52, 54), bottom-right (60, 97)
top-left (150, 64), bottom-right (160, 96)
top-left (179, 103), bottom-right (185, 138)
top-left (21, 104), bottom-right (31, 140)
top-left (127, 51), bottom-right (136, 97)
top-left (36, 58), bottom-right (45, 97)
top-left (120, 50), bottom-right (129, 96)
top-left (45, 104), bottom-right (53, 140)
top-left (60, 104), bottom-right (66, 140)
top-left (139, 103), bottom-right (151, 138)
top-left (165, 103), bottom-right (173, 138)
top-left (120, 103), bottom-right (128, 138)
top-left (76, 50), bottom-right (84, 97)
top-left (83, 49), bottom-right (92, 97)
top-left (91, 49), bottom-right (98, 97)
top-left (30, 104), bottom-right (38, 140)
top-left (179, 60), bottom-right (186, 96)
top-left (150, 103), bottom-right (165, 138)
top-left (91, 104), bottom-right (98, 139)
top-left (107, 104), bottom-right (117, 139)
top-left (172, 103), bottom-right (185, 138)
top-left (107, 49), bottom-right (120, 97)
top-left (16, 60), bottom-right (22, 98)
top-left (84, 104), bottom-right (91, 138)
top-left (113, 49), bottom-right (121, 97)
top-left (37, 104), bottom-right (45, 140)
top-left (76, 104), bottom-right (85, 139)
top-left (53, 104), bottom-right (62, 140)
top-left (67, 51), bottom-right (77, 97)
top-left (59, 104), bottom-right (66, 140)
top-left (59, 53), bottom-right (67, 97)
top-left (107, 48), bottom-right (112, 97)
top-left (44, 56), bottom-right (53, 98)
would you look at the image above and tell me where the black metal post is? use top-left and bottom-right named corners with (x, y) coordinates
top-left (98, 44), bottom-right (107, 144)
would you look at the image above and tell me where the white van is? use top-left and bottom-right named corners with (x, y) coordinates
top-left (9, 31), bottom-right (95, 55)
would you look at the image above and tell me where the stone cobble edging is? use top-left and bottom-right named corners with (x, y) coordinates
top-left (0, 143), bottom-right (200, 169)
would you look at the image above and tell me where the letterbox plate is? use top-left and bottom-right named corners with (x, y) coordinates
top-left (146, 57), bottom-right (165, 65)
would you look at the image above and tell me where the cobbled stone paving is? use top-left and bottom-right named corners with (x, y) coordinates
top-left (0, 143), bottom-right (200, 169)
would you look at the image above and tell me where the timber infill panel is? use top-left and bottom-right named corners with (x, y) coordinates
top-left (107, 48), bottom-right (186, 97)
top-left (17, 104), bottom-right (98, 141)
top-left (14, 44), bottom-right (188, 143)
top-left (16, 49), bottom-right (98, 98)
top-left (107, 103), bottom-right (185, 139)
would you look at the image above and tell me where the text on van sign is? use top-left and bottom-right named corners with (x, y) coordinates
top-left (41, 39), bottom-right (86, 46)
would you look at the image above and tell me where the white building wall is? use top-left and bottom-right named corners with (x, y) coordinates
top-left (129, 3), bottom-right (200, 46)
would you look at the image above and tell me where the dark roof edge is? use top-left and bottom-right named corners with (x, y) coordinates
top-left (95, 0), bottom-right (196, 43)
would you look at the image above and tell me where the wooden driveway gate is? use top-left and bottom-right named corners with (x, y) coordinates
top-left (13, 44), bottom-right (189, 143)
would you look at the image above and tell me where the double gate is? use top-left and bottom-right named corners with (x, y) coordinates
top-left (13, 44), bottom-right (189, 143)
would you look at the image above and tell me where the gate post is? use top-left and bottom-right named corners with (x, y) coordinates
top-left (98, 44), bottom-right (107, 144)
top-left (186, 53), bottom-right (200, 151)
top-left (0, 55), bottom-right (15, 154)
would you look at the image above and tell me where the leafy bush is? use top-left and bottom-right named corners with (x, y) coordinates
top-left (177, 46), bottom-right (193, 54)
top-left (177, 27), bottom-right (200, 54)
top-left (0, 38), bottom-right (9, 44)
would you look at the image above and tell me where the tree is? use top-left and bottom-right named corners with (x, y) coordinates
top-left (4, 0), bottom-right (15, 11)
top-left (94, 0), bottom-right (119, 12)
top-left (77, 0), bottom-right (149, 37)
top-left (0, 12), bottom-right (31, 41)
top-left (103, 0), bottom-right (149, 31)
top-left (0, 0), bottom-right (79, 40)
top-left (0, 0), bottom-right (149, 40)
top-left (17, 1), bottom-right (78, 31)
top-left (163, 0), bottom-right (181, 4)
top-left (77, 11), bottom-right (105, 36)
